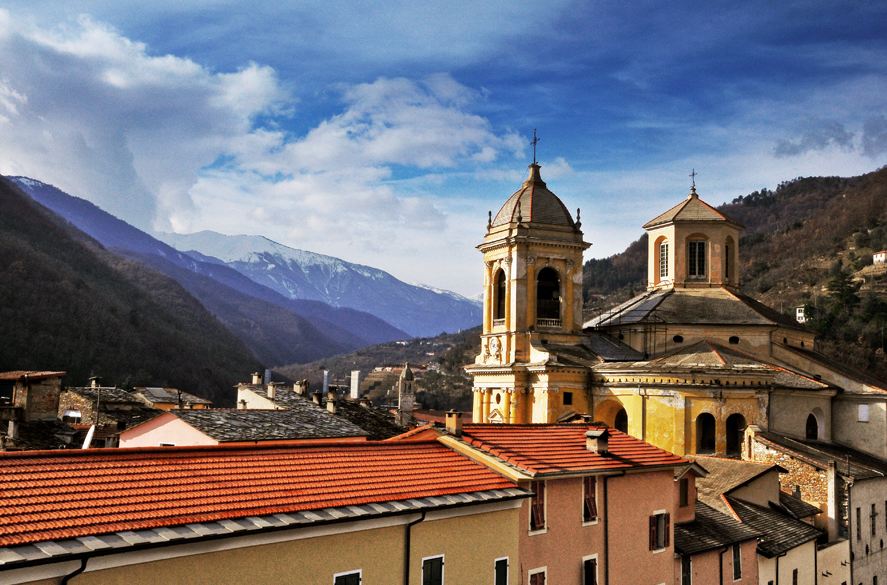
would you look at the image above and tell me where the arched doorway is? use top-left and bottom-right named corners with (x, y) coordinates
top-left (536, 267), bottom-right (561, 322)
top-left (696, 413), bottom-right (716, 454)
top-left (806, 413), bottom-right (819, 440)
top-left (493, 269), bottom-right (506, 321)
top-left (726, 413), bottom-right (746, 457)
top-left (614, 408), bottom-right (628, 434)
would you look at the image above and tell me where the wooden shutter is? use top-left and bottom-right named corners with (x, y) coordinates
top-left (531, 481), bottom-right (545, 530)
top-left (584, 477), bottom-right (598, 521)
top-left (584, 558), bottom-right (598, 585)
top-left (664, 513), bottom-right (670, 547)
top-left (494, 559), bottom-right (508, 585)
top-left (530, 571), bottom-right (546, 585)
top-left (649, 515), bottom-right (656, 550)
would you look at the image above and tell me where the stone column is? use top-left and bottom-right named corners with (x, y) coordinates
top-left (503, 390), bottom-right (512, 424)
top-left (482, 390), bottom-right (491, 423)
top-left (482, 261), bottom-right (493, 333)
top-left (473, 390), bottom-right (483, 423)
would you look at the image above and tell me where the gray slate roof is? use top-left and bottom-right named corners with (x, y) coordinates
top-left (67, 386), bottom-right (142, 404)
top-left (726, 496), bottom-right (822, 558)
top-left (675, 501), bottom-right (761, 555)
top-left (174, 406), bottom-right (368, 442)
top-left (779, 492), bottom-right (821, 519)
top-left (133, 387), bottom-right (212, 405)
top-left (755, 430), bottom-right (887, 481)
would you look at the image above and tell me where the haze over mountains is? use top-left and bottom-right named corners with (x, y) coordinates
top-left (157, 231), bottom-right (482, 338)
top-left (6, 177), bottom-right (481, 372)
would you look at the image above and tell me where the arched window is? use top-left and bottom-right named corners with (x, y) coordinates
top-left (614, 408), bottom-right (628, 434)
top-left (806, 413), bottom-right (819, 440)
top-left (493, 269), bottom-right (506, 321)
top-left (696, 413), bottom-right (716, 454)
top-left (726, 413), bottom-right (746, 457)
top-left (725, 236), bottom-right (736, 283)
top-left (536, 267), bottom-right (561, 321)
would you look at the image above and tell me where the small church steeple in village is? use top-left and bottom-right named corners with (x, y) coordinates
top-left (396, 362), bottom-right (415, 425)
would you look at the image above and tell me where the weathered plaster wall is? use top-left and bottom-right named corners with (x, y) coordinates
top-left (832, 396), bottom-right (887, 459)
top-left (849, 477), bottom-right (887, 585)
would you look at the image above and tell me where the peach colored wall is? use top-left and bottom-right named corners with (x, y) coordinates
top-left (519, 477), bottom-right (605, 584)
top-left (119, 413), bottom-right (216, 447)
top-left (674, 540), bottom-right (758, 585)
top-left (608, 470), bottom-right (676, 585)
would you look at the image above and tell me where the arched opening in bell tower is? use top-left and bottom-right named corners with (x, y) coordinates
top-left (536, 267), bottom-right (561, 324)
top-left (614, 408), bottom-right (628, 434)
top-left (696, 413), bottom-right (716, 454)
top-left (493, 269), bottom-right (506, 321)
top-left (725, 413), bottom-right (746, 457)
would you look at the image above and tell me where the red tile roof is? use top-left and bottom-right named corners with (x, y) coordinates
top-left (0, 441), bottom-right (517, 547)
top-left (460, 424), bottom-right (688, 476)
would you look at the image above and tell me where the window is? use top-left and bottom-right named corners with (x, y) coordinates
top-left (871, 504), bottom-right (878, 536)
top-left (494, 558), bottom-right (508, 585)
top-left (688, 240), bottom-right (706, 278)
top-left (583, 476), bottom-right (598, 523)
top-left (584, 557), bottom-right (598, 585)
top-left (528, 568), bottom-right (546, 585)
top-left (422, 556), bottom-right (444, 585)
top-left (859, 404), bottom-right (870, 422)
top-left (681, 556), bottom-right (692, 585)
top-left (333, 571), bottom-right (361, 585)
top-left (728, 336), bottom-right (740, 345)
top-left (614, 408), bottom-right (628, 434)
top-left (726, 413), bottom-right (746, 457)
top-left (673, 335), bottom-right (684, 343)
top-left (536, 268), bottom-right (561, 321)
top-left (530, 481), bottom-right (546, 532)
top-left (858, 507), bottom-right (862, 540)
top-left (659, 242), bottom-right (669, 279)
top-left (732, 543), bottom-right (742, 580)
top-left (696, 413), bottom-right (716, 454)
top-left (725, 244), bottom-right (732, 282)
top-left (806, 414), bottom-right (819, 440)
top-left (792, 569), bottom-right (798, 585)
top-left (679, 478), bottom-right (689, 507)
top-left (649, 512), bottom-right (670, 550)
top-left (494, 269), bottom-right (506, 321)
top-left (563, 391), bottom-right (573, 406)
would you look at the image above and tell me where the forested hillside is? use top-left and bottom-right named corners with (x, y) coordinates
top-left (582, 166), bottom-right (887, 377)
top-left (0, 177), bottom-right (258, 404)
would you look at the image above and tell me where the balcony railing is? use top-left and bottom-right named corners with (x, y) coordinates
top-left (536, 318), bottom-right (562, 328)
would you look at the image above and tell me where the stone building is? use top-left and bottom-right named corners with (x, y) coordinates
top-left (58, 378), bottom-right (156, 447)
top-left (130, 387), bottom-right (212, 410)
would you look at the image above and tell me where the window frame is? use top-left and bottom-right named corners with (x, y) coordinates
top-left (649, 510), bottom-right (670, 552)
top-left (528, 566), bottom-right (547, 585)
top-left (679, 478), bottom-right (689, 508)
top-left (529, 480), bottom-right (547, 534)
top-left (332, 569), bottom-right (362, 585)
top-left (687, 240), bottom-right (707, 279)
top-left (493, 557), bottom-right (508, 585)
top-left (421, 554), bottom-right (445, 585)
top-left (582, 476), bottom-right (599, 525)
top-left (582, 554), bottom-right (599, 585)
top-left (732, 543), bottom-right (742, 580)
top-left (681, 555), bottom-right (692, 585)
top-left (659, 241), bottom-right (669, 280)
top-left (858, 403), bottom-right (870, 422)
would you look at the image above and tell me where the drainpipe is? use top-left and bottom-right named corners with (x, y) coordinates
top-left (404, 512), bottom-right (426, 585)
top-left (604, 475), bottom-right (610, 585)
top-left (774, 551), bottom-right (786, 585)
top-left (61, 557), bottom-right (88, 584)
top-left (718, 545), bottom-right (728, 585)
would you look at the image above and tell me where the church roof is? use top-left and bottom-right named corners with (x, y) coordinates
top-left (585, 287), bottom-right (806, 331)
top-left (593, 340), bottom-right (830, 390)
top-left (491, 164), bottom-right (576, 228)
top-left (643, 187), bottom-right (742, 229)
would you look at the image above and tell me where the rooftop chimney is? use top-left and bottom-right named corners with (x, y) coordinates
top-left (263, 368), bottom-right (272, 386)
top-left (359, 397), bottom-right (372, 409)
top-left (350, 370), bottom-right (361, 400)
top-left (327, 387), bottom-right (337, 403)
top-left (585, 429), bottom-right (609, 454)
top-left (326, 398), bottom-right (337, 414)
top-left (445, 410), bottom-right (463, 437)
top-left (251, 372), bottom-right (262, 385)
top-left (89, 376), bottom-right (100, 389)
top-left (294, 380), bottom-right (308, 396)
top-left (311, 391), bottom-right (322, 406)
top-left (267, 383), bottom-right (277, 400)
top-left (322, 369), bottom-right (329, 396)
top-left (238, 399), bottom-right (247, 410)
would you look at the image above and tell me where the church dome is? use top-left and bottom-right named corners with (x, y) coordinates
top-left (491, 164), bottom-right (576, 228)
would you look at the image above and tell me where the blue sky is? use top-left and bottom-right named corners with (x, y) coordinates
top-left (0, 1), bottom-right (885, 295)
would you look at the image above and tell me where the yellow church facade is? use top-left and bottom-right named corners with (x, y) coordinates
top-left (467, 163), bottom-right (884, 459)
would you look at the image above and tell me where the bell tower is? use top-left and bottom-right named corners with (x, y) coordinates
top-left (467, 162), bottom-right (590, 423)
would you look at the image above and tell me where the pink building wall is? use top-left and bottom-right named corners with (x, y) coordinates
top-left (674, 540), bottom-right (758, 585)
top-left (119, 412), bottom-right (217, 447)
top-left (518, 469), bottom-right (679, 585)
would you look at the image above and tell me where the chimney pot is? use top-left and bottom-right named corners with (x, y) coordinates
top-left (585, 429), bottom-right (609, 454)
top-left (267, 383), bottom-right (277, 400)
top-left (311, 392), bottom-right (322, 405)
top-left (359, 397), bottom-right (372, 409)
top-left (445, 410), bottom-right (463, 437)
top-left (294, 380), bottom-right (308, 396)
top-left (326, 399), bottom-right (337, 414)
top-left (327, 388), bottom-right (337, 402)
top-left (251, 372), bottom-right (262, 385)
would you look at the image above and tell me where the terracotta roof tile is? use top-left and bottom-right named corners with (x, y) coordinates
top-left (460, 424), bottom-right (688, 476)
top-left (0, 441), bottom-right (517, 547)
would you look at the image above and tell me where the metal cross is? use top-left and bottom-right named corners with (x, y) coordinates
top-left (689, 168), bottom-right (698, 188)
top-left (531, 129), bottom-right (541, 164)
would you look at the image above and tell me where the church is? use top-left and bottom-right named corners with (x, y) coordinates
top-left (466, 161), bottom-right (887, 461)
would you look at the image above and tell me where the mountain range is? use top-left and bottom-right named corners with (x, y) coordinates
top-left (156, 231), bottom-right (482, 338)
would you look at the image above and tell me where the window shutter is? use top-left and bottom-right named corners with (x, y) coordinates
top-left (649, 515), bottom-right (656, 550)
top-left (664, 513), bottom-right (671, 547)
top-left (584, 477), bottom-right (598, 520)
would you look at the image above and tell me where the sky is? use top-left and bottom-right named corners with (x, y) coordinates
top-left (0, 1), bottom-right (885, 297)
